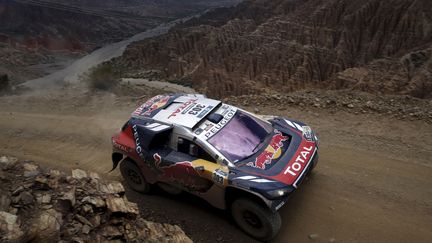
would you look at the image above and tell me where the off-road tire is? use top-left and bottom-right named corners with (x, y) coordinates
top-left (120, 159), bottom-right (150, 193)
top-left (231, 198), bottom-right (281, 241)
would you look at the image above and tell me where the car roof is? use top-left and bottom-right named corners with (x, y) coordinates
top-left (132, 94), bottom-right (221, 129)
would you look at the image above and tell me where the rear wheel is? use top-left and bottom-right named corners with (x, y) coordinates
top-left (231, 198), bottom-right (281, 241)
top-left (120, 160), bottom-right (150, 193)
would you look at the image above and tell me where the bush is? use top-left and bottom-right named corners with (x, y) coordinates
top-left (84, 64), bottom-right (120, 90)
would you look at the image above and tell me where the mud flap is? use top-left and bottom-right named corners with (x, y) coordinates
top-left (109, 160), bottom-right (120, 172)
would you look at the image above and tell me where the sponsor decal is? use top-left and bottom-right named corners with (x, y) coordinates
top-left (197, 105), bottom-right (214, 118)
top-left (204, 108), bottom-right (236, 139)
top-left (132, 124), bottom-right (145, 159)
top-left (212, 169), bottom-right (227, 185)
top-left (246, 131), bottom-right (288, 170)
top-left (204, 122), bottom-right (214, 131)
top-left (153, 153), bottom-right (206, 191)
top-left (112, 139), bottom-right (131, 153)
top-left (133, 95), bottom-right (171, 117)
top-left (283, 145), bottom-right (313, 176)
top-left (168, 99), bottom-right (198, 118)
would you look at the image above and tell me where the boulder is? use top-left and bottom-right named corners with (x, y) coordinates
top-left (0, 211), bottom-right (23, 242)
top-left (100, 182), bottom-right (125, 195)
top-left (71, 169), bottom-right (87, 180)
top-left (106, 197), bottom-right (139, 216)
top-left (37, 209), bottom-right (63, 237)
top-left (81, 196), bottom-right (105, 208)
top-left (59, 187), bottom-right (76, 207)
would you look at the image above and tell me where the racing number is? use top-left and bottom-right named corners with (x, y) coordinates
top-left (212, 169), bottom-right (226, 185)
top-left (188, 104), bottom-right (206, 115)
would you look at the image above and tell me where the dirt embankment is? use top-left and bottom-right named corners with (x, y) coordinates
top-left (0, 86), bottom-right (431, 242)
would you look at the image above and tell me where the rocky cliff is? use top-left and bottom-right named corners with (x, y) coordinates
top-left (111, 0), bottom-right (432, 98)
top-left (0, 155), bottom-right (192, 243)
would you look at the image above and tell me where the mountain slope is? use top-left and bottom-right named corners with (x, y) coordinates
top-left (111, 0), bottom-right (432, 98)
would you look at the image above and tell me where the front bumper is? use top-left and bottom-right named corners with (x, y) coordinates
top-left (269, 152), bottom-right (319, 212)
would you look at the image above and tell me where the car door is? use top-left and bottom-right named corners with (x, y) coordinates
top-left (157, 137), bottom-right (227, 192)
top-left (151, 144), bottom-right (212, 192)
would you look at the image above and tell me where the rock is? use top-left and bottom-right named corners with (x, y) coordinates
top-left (309, 233), bottom-right (319, 240)
top-left (136, 219), bottom-right (193, 243)
top-left (48, 169), bottom-right (62, 178)
top-left (0, 158), bottom-right (192, 243)
top-left (19, 191), bottom-right (34, 205)
top-left (89, 215), bottom-right (101, 227)
top-left (81, 196), bottom-right (105, 208)
top-left (254, 108), bottom-right (260, 113)
top-left (89, 172), bottom-right (101, 181)
top-left (106, 197), bottom-right (139, 216)
top-left (23, 163), bottom-right (38, 171)
top-left (100, 182), bottom-right (125, 195)
top-left (11, 186), bottom-right (25, 196)
top-left (75, 214), bottom-right (92, 226)
top-left (71, 169), bottom-right (87, 180)
top-left (81, 204), bottom-right (93, 214)
top-left (0, 194), bottom-right (11, 211)
top-left (82, 224), bottom-right (91, 234)
top-left (33, 176), bottom-right (51, 190)
top-left (101, 225), bottom-right (122, 239)
top-left (329, 238), bottom-right (336, 243)
top-left (71, 237), bottom-right (85, 243)
top-left (37, 209), bottom-right (63, 240)
top-left (347, 104), bottom-right (354, 108)
top-left (0, 211), bottom-right (23, 241)
top-left (0, 156), bottom-right (18, 168)
top-left (59, 187), bottom-right (76, 207)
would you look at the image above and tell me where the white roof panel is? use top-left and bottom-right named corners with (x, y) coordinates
top-left (152, 95), bottom-right (220, 128)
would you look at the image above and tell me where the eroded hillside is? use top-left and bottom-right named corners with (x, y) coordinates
top-left (111, 0), bottom-right (432, 98)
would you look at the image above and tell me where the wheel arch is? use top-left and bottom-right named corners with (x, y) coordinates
top-left (111, 152), bottom-right (130, 172)
top-left (225, 186), bottom-right (269, 210)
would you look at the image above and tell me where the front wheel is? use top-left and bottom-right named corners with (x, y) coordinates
top-left (120, 159), bottom-right (150, 193)
top-left (231, 198), bottom-right (281, 241)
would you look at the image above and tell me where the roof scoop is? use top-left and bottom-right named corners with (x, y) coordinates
top-left (207, 113), bottom-right (223, 123)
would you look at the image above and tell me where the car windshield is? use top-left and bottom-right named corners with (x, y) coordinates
top-left (208, 110), bottom-right (272, 163)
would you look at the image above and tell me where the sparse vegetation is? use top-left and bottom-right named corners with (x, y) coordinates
top-left (83, 63), bottom-right (120, 90)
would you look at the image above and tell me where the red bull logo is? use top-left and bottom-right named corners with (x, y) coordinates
top-left (133, 95), bottom-right (171, 117)
top-left (247, 132), bottom-right (288, 170)
top-left (153, 153), bottom-right (210, 191)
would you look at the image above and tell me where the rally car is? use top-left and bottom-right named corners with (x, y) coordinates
top-left (111, 93), bottom-right (319, 241)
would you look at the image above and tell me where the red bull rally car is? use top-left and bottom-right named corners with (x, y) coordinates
top-left (111, 93), bottom-right (319, 241)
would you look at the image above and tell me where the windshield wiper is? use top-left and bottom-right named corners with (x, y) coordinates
top-left (237, 136), bottom-right (267, 164)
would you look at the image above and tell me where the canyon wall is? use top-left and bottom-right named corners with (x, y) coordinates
top-left (112, 0), bottom-right (432, 98)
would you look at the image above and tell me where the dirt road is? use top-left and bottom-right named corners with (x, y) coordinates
top-left (0, 89), bottom-right (431, 242)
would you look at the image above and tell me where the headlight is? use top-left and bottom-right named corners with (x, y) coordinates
top-left (265, 187), bottom-right (294, 199)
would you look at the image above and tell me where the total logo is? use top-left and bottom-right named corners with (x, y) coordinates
top-left (283, 145), bottom-right (313, 177)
